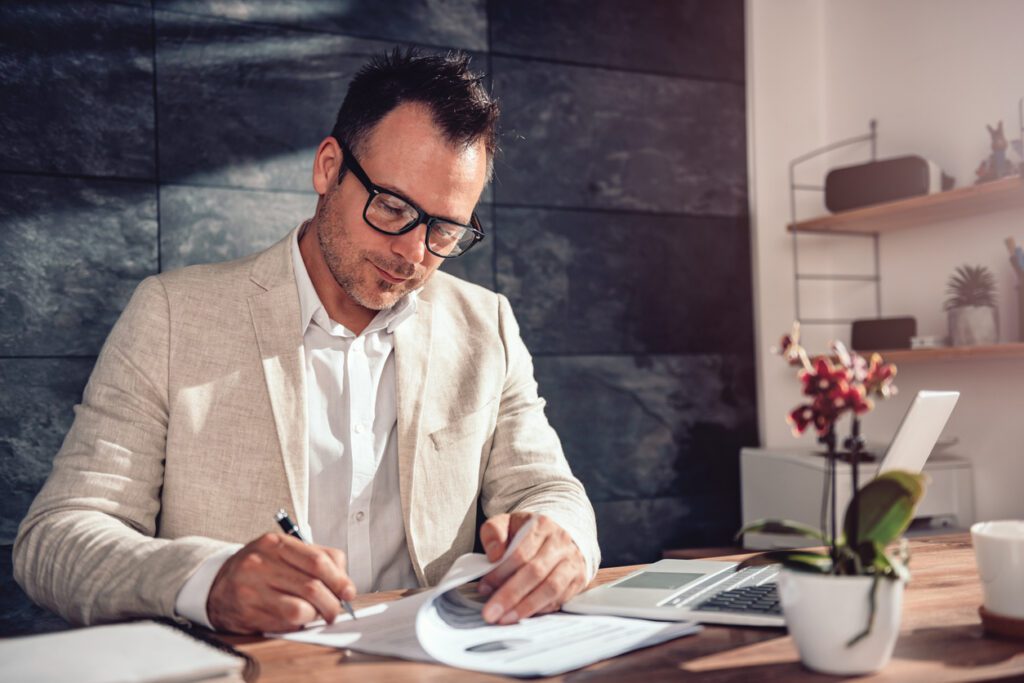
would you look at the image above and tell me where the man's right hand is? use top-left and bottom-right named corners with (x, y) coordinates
top-left (207, 533), bottom-right (355, 634)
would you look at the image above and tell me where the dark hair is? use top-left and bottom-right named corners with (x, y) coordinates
top-left (330, 48), bottom-right (499, 178)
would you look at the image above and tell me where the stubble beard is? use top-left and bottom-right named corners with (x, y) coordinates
top-left (314, 204), bottom-right (417, 312)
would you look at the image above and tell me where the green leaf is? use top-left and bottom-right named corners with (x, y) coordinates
top-left (944, 264), bottom-right (998, 310)
top-left (736, 519), bottom-right (828, 543)
top-left (843, 470), bottom-right (925, 548)
top-left (737, 550), bottom-right (832, 573)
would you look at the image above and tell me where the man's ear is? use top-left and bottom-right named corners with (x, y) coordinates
top-left (312, 136), bottom-right (343, 195)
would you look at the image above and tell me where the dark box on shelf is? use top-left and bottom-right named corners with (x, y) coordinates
top-left (851, 317), bottom-right (917, 351)
top-left (825, 156), bottom-right (954, 213)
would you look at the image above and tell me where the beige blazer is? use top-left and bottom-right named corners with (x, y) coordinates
top-left (14, 229), bottom-right (599, 626)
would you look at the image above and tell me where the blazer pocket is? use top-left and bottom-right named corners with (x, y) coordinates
top-left (428, 398), bottom-right (498, 452)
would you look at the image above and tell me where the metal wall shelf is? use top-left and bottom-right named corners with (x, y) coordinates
top-left (788, 109), bottom-right (1024, 360)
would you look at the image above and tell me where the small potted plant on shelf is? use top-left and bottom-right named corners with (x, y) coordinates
top-left (738, 323), bottom-right (925, 676)
top-left (945, 264), bottom-right (998, 346)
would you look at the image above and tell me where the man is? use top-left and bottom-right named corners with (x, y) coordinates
top-left (14, 49), bottom-right (599, 634)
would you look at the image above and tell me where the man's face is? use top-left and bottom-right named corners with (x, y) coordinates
top-left (313, 103), bottom-right (488, 312)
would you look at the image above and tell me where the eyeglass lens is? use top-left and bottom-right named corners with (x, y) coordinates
top-left (366, 192), bottom-right (476, 257)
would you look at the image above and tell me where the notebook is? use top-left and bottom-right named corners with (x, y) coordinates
top-left (563, 390), bottom-right (959, 627)
top-left (0, 620), bottom-right (245, 683)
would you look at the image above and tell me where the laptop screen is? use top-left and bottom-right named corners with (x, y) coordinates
top-left (877, 390), bottom-right (959, 475)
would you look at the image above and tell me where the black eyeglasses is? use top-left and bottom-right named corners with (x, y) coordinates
top-left (336, 139), bottom-right (484, 259)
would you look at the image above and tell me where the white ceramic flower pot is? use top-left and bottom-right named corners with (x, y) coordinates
top-left (778, 569), bottom-right (904, 675)
top-left (948, 305), bottom-right (998, 346)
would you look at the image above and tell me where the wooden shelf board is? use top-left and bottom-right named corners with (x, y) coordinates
top-left (788, 175), bottom-right (1024, 234)
top-left (862, 342), bottom-right (1024, 363)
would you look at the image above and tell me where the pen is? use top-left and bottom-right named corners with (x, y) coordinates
top-left (275, 509), bottom-right (358, 621)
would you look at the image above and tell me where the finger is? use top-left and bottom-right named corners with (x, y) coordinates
top-left (479, 521), bottom-right (546, 592)
top-left (480, 511), bottom-right (534, 562)
top-left (213, 571), bottom-right (318, 634)
top-left (479, 514), bottom-right (511, 562)
top-left (481, 535), bottom-right (559, 624)
top-left (262, 590), bottom-right (321, 630)
top-left (322, 546), bottom-right (357, 601)
top-left (264, 564), bottom-right (343, 625)
top-left (505, 511), bottom-right (536, 541)
top-left (228, 550), bottom-right (344, 626)
top-left (242, 597), bottom-right (313, 634)
top-left (274, 540), bottom-right (352, 600)
top-left (500, 559), bottom-right (578, 623)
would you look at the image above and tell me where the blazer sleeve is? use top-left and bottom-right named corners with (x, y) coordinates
top-left (478, 294), bottom-right (601, 578)
top-left (13, 276), bottom-right (237, 626)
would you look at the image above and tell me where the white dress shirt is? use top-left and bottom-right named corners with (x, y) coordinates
top-left (175, 224), bottom-right (418, 626)
top-left (292, 223), bottom-right (419, 593)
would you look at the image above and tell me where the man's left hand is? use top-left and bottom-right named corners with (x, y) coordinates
top-left (477, 512), bottom-right (588, 625)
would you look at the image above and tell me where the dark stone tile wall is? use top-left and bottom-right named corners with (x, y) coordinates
top-left (159, 184), bottom-right (318, 269)
top-left (155, 13), bottom-right (392, 190)
top-left (0, 2), bottom-right (156, 178)
top-left (493, 57), bottom-right (747, 216)
top-left (0, 0), bottom-right (754, 632)
top-left (0, 176), bottom-right (158, 356)
top-left (490, 0), bottom-right (745, 81)
top-left (157, 0), bottom-right (488, 50)
top-left (495, 207), bottom-right (753, 355)
top-left (0, 360), bottom-right (95, 543)
top-left (535, 354), bottom-right (757, 565)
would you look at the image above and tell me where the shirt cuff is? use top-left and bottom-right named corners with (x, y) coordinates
top-left (174, 546), bottom-right (240, 629)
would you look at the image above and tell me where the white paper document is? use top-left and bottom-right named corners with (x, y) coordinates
top-left (0, 621), bottom-right (244, 683)
top-left (278, 524), bottom-right (701, 677)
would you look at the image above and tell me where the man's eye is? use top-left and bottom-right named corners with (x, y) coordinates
top-left (440, 223), bottom-right (464, 238)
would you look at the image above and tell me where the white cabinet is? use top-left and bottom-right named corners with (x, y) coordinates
top-left (740, 447), bottom-right (974, 550)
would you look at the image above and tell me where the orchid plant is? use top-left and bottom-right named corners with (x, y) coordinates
top-left (738, 323), bottom-right (924, 645)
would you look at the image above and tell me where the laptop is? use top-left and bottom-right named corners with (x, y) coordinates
top-left (562, 390), bottom-right (960, 627)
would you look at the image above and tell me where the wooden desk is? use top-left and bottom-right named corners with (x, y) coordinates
top-left (221, 533), bottom-right (1024, 681)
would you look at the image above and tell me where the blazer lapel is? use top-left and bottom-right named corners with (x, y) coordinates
top-left (394, 297), bottom-right (433, 585)
top-left (247, 233), bottom-right (309, 529)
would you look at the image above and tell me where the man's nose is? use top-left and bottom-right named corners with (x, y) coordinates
top-left (391, 223), bottom-right (428, 264)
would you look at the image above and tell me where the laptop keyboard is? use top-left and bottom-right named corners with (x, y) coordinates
top-left (693, 583), bottom-right (781, 616)
top-left (662, 565), bottom-right (779, 611)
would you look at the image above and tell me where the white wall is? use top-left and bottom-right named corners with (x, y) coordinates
top-left (747, 0), bottom-right (1024, 522)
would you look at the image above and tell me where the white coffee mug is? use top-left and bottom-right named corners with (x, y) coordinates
top-left (971, 520), bottom-right (1024, 619)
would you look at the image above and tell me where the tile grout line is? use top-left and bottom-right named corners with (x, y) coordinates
top-left (150, 3), bottom-right (162, 274)
top-left (0, 169), bottom-right (747, 221)
top-left (488, 50), bottom-right (746, 86)
top-left (486, 0), bottom-right (498, 294)
top-left (0, 355), bottom-right (98, 361)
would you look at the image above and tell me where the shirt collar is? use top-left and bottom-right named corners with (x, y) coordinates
top-left (291, 221), bottom-right (419, 338)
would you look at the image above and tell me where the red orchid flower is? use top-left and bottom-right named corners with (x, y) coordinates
top-left (787, 404), bottom-right (817, 436)
top-left (779, 324), bottom-right (898, 437)
top-left (799, 356), bottom-right (851, 398)
top-left (863, 353), bottom-right (898, 398)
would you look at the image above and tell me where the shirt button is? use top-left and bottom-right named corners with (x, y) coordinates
top-left (354, 424), bottom-right (365, 434)
top-left (355, 511), bottom-right (366, 522)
